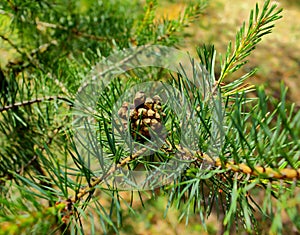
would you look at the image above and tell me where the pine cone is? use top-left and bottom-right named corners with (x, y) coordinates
top-left (117, 91), bottom-right (166, 142)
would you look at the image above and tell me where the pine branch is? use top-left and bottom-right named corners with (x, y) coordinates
top-left (0, 35), bottom-right (59, 74)
top-left (0, 199), bottom-right (67, 235)
top-left (214, 159), bottom-right (300, 180)
top-left (76, 44), bottom-right (153, 94)
top-left (0, 95), bottom-right (71, 112)
top-left (71, 136), bottom-right (300, 207)
top-left (219, 0), bottom-right (282, 83)
top-left (72, 147), bottom-right (148, 202)
top-left (0, 34), bottom-right (23, 55)
top-left (36, 20), bottom-right (109, 42)
top-left (0, 34), bottom-right (43, 71)
top-left (15, 125), bottom-right (63, 176)
top-left (1, 0), bottom-right (297, 234)
top-left (134, 0), bottom-right (207, 45)
top-left (175, 145), bottom-right (300, 181)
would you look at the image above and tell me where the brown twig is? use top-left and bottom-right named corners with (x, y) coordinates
top-left (36, 20), bottom-right (108, 42)
top-left (0, 95), bottom-right (72, 112)
top-left (214, 158), bottom-right (300, 180)
top-left (0, 34), bottom-right (23, 55)
top-left (71, 140), bottom-right (300, 204)
top-left (0, 34), bottom-right (44, 72)
top-left (166, 143), bottom-right (300, 181)
top-left (72, 147), bottom-right (148, 202)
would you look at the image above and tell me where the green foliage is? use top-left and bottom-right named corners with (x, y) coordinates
top-left (219, 0), bottom-right (282, 83)
top-left (0, 0), bottom-right (299, 235)
top-left (135, 0), bottom-right (207, 45)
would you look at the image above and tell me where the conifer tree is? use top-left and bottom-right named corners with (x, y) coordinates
top-left (1, 1), bottom-right (299, 234)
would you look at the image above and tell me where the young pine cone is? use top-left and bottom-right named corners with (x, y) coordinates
top-left (118, 91), bottom-right (166, 142)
